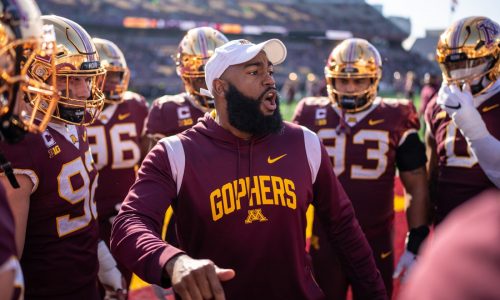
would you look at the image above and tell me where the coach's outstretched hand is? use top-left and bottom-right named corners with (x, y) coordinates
top-left (166, 254), bottom-right (235, 300)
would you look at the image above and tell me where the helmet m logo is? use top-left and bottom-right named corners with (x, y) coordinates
top-left (477, 19), bottom-right (499, 46)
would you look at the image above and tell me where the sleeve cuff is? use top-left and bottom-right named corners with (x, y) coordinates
top-left (158, 247), bottom-right (185, 288)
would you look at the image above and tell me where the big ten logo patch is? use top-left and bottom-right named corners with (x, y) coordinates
top-left (177, 106), bottom-right (193, 127)
top-left (42, 131), bottom-right (61, 158)
top-left (48, 145), bottom-right (61, 158)
top-left (315, 108), bottom-right (327, 126)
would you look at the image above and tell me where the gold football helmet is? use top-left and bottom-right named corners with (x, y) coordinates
top-left (0, 0), bottom-right (58, 142)
top-left (436, 16), bottom-right (500, 95)
top-left (26, 15), bottom-right (106, 125)
top-left (92, 38), bottom-right (129, 104)
top-left (325, 38), bottom-right (382, 113)
top-left (175, 27), bottom-right (228, 108)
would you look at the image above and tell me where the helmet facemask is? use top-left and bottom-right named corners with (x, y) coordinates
top-left (54, 68), bottom-right (106, 124)
top-left (27, 54), bottom-right (106, 126)
top-left (102, 68), bottom-right (129, 103)
top-left (25, 15), bottom-right (106, 126)
top-left (176, 50), bottom-right (215, 109)
top-left (436, 16), bottom-right (500, 96)
top-left (439, 53), bottom-right (498, 95)
top-left (0, 14), bottom-right (58, 138)
top-left (93, 38), bottom-right (130, 104)
top-left (325, 38), bottom-right (382, 113)
top-left (326, 74), bottom-right (379, 113)
top-left (175, 27), bottom-right (229, 109)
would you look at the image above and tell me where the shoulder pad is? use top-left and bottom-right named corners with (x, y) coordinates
top-left (123, 91), bottom-right (147, 104)
top-left (153, 94), bottom-right (187, 106)
top-left (381, 97), bottom-right (412, 107)
top-left (303, 96), bottom-right (331, 107)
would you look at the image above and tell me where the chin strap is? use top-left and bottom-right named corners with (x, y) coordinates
top-left (0, 149), bottom-right (19, 189)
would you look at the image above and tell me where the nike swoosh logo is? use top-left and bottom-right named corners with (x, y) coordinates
top-left (444, 103), bottom-right (461, 110)
top-left (267, 154), bottom-right (287, 164)
top-left (368, 119), bottom-right (384, 126)
top-left (482, 104), bottom-right (499, 112)
top-left (380, 251), bottom-right (392, 259)
top-left (118, 113), bottom-right (130, 120)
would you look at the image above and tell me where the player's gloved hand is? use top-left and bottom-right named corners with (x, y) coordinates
top-left (97, 241), bottom-right (127, 300)
top-left (393, 225), bottom-right (430, 282)
top-left (437, 83), bottom-right (488, 140)
top-left (393, 250), bottom-right (416, 282)
top-left (166, 254), bottom-right (235, 300)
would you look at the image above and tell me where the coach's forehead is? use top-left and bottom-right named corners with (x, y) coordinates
top-left (222, 51), bottom-right (271, 76)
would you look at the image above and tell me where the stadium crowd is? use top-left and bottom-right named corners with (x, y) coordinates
top-left (37, 0), bottom-right (438, 101)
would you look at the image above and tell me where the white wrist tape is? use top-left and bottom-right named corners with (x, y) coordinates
top-left (98, 240), bottom-right (117, 272)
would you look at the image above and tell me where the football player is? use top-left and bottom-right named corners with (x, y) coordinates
top-left (87, 37), bottom-right (148, 286)
top-left (292, 38), bottom-right (430, 298)
top-left (0, 15), bottom-right (122, 300)
top-left (0, 1), bottom-right (58, 299)
top-left (419, 72), bottom-right (440, 118)
top-left (145, 26), bottom-right (228, 144)
top-left (143, 27), bottom-right (228, 256)
top-left (426, 16), bottom-right (500, 223)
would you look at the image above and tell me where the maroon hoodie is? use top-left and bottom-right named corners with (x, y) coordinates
top-left (111, 113), bottom-right (386, 300)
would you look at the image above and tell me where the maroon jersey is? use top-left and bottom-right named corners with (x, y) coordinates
top-left (293, 97), bottom-right (420, 232)
top-left (1, 124), bottom-right (99, 299)
top-left (419, 84), bottom-right (439, 116)
top-left (425, 91), bottom-right (500, 223)
top-left (111, 114), bottom-right (386, 300)
top-left (87, 91), bottom-right (148, 234)
top-left (0, 183), bottom-right (24, 300)
top-left (145, 93), bottom-right (206, 138)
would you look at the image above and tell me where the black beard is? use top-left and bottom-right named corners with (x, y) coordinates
top-left (225, 83), bottom-right (283, 136)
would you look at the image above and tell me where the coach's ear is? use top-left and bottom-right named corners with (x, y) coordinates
top-left (212, 78), bottom-right (228, 98)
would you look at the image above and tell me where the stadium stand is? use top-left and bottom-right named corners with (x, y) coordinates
top-left (38, 0), bottom-right (438, 101)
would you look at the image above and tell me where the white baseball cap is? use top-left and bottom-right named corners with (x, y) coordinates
top-left (201, 38), bottom-right (287, 97)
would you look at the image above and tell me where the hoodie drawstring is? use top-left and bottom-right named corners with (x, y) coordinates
top-left (248, 140), bottom-right (254, 204)
top-left (236, 139), bottom-right (241, 184)
top-left (240, 139), bottom-right (255, 205)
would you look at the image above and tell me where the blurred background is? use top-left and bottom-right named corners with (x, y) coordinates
top-left (37, 0), bottom-right (498, 119)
